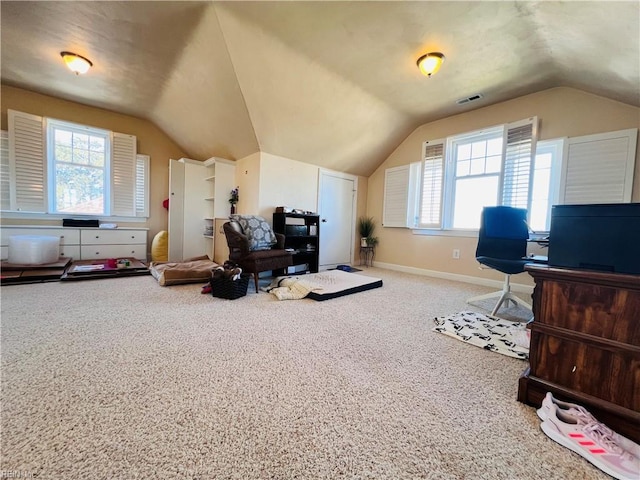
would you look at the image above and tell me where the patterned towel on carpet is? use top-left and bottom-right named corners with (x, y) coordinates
top-left (265, 277), bottom-right (322, 300)
top-left (433, 311), bottom-right (530, 360)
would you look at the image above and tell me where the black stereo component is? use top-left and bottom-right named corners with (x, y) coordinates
top-left (285, 225), bottom-right (307, 236)
top-left (63, 218), bottom-right (100, 228)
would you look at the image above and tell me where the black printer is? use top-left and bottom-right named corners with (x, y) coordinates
top-left (548, 203), bottom-right (640, 275)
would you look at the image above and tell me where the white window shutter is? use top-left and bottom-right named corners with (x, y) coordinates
top-left (419, 140), bottom-right (445, 228)
top-left (501, 116), bottom-right (537, 210)
top-left (0, 131), bottom-right (9, 211)
top-left (383, 165), bottom-right (411, 228)
top-left (135, 154), bottom-right (150, 217)
top-left (111, 132), bottom-right (137, 216)
top-left (560, 128), bottom-right (637, 204)
top-left (8, 109), bottom-right (46, 212)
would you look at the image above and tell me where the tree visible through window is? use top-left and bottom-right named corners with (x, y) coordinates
top-left (49, 121), bottom-right (109, 215)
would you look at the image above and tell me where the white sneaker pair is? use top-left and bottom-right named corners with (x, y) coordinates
top-left (537, 392), bottom-right (639, 480)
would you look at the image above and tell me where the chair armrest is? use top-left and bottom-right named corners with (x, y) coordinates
top-left (224, 224), bottom-right (251, 256)
top-left (275, 232), bottom-right (286, 249)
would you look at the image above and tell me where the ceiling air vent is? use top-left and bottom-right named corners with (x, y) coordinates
top-left (456, 93), bottom-right (484, 105)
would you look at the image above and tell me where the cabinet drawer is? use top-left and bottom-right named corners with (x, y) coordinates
top-left (80, 229), bottom-right (147, 245)
top-left (530, 333), bottom-right (640, 411)
top-left (1, 227), bottom-right (80, 246)
top-left (1, 244), bottom-right (80, 261)
top-left (80, 245), bottom-right (147, 261)
top-left (59, 245), bottom-right (81, 260)
top-left (540, 279), bottom-right (640, 344)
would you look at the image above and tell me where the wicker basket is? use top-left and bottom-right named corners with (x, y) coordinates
top-left (210, 273), bottom-right (250, 299)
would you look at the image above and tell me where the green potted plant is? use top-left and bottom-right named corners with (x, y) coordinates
top-left (358, 216), bottom-right (377, 247)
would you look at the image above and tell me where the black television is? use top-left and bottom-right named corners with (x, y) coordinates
top-left (548, 203), bottom-right (640, 275)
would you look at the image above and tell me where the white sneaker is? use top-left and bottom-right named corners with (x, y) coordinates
top-left (537, 391), bottom-right (640, 460)
top-left (540, 404), bottom-right (640, 480)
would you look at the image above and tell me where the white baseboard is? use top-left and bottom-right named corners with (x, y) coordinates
top-left (372, 261), bottom-right (534, 295)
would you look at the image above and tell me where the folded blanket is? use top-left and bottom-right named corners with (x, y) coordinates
top-left (265, 276), bottom-right (322, 300)
top-left (150, 255), bottom-right (218, 286)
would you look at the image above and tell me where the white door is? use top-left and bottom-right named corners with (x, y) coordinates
top-left (168, 159), bottom-right (184, 262)
top-left (318, 170), bottom-right (356, 269)
top-left (181, 161), bottom-right (209, 260)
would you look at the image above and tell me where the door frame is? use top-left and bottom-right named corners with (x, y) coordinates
top-left (317, 168), bottom-right (358, 269)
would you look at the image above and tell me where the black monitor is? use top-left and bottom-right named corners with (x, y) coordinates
top-left (548, 203), bottom-right (640, 275)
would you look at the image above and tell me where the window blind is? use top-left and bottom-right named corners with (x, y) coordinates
top-left (0, 131), bottom-right (9, 211)
top-left (561, 129), bottom-right (637, 204)
top-left (383, 165), bottom-right (411, 227)
top-left (111, 132), bottom-right (137, 217)
top-left (136, 154), bottom-right (150, 217)
top-left (8, 110), bottom-right (46, 212)
top-left (420, 141), bottom-right (444, 227)
top-left (501, 117), bottom-right (537, 210)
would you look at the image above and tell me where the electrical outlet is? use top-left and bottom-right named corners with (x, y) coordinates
top-left (452, 249), bottom-right (460, 259)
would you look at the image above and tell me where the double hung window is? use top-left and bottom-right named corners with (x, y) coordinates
top-left (417, 117), bottom-right (538, 231)
top-left (2, 109), bottom-right (148, 219)
top-left (385, 124), bottom-right (635, 234)
top-left (48, 120), bottom-right (110, 215)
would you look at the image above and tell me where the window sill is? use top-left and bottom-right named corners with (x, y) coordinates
top-left (0, 211), bottom-right (148, 223)
top-left (411, 228), bottom-right (478, 238)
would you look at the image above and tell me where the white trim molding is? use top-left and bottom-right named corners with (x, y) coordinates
top-left (371, 261), bottom-right (534, 295)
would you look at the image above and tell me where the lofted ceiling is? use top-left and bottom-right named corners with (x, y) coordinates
top-left (1, 1), bottom-right (639, 177)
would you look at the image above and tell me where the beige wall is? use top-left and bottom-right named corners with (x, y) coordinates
top-left (368, 87), bottom-right (640, 287)
top-left (6, 84), bottom-right (634, 281)
top-left (354, 174), bottom-right (368, 261)
top-left (235, 151), bottom-right (369, 263)
top-left (258, 152), bottom-right (319, 219)
top-left (0, 85), bottom-right (189, 243)
top-left (235, 152), bottom-right (261, 215)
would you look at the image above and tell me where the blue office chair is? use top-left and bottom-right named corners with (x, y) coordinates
top-left (467, 206), bottom-right (532, 316)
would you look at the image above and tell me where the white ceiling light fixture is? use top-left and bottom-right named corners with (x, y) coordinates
top-left (60, 51), bottom-right (93, 75)
top-left (417, 52), bottom-right (445, 77)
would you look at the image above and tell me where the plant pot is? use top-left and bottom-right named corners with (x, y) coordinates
top-left (360, 237), bottom-right (368, 247)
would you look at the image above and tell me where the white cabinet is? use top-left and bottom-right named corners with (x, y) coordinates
top-left (0, 226), bottom-right (148, 261)
top-left (168, 157), bottom-right (235, 262)
top-left (203, 157), bottom-right (235, 261)
top-left (0, 226), bottom-right (80, 260)
top-left (79, 229), bottom-right (148, 260)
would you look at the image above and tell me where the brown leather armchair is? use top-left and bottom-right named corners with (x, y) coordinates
top-left (223, 221), bottom-right (293, 293)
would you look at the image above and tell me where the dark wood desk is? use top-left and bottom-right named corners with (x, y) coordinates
top-left (519, 265), bottom-right (640, 443)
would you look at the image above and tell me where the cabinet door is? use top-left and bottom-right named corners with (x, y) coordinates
top-left (59, 245), bottom-right (81, 259)
top-left (182, 161), bottom-right (210, 260)
top-left (1, 227), bottom-right (80, 260)
top-left (1, 227), bottom-right (80, 246)
top-left (81, 230), bottom-right (147, 245)
top-left (540, 279), bottom-right (640, 344)
top-left (168, 159), bottom-right (185, 261)
top-left (530, 333), bottom-right (639, 411)
top-left (81, 245), bottom-right (146, 260)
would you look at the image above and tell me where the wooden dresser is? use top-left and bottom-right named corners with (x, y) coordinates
top-left (518, 265), bottom-right (640, 443)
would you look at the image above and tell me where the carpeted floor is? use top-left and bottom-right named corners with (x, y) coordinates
top-left (0, 268), bottom-right (609, 479)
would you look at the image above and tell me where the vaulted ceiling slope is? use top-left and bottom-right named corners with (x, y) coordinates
top-left (2, 1), bottom-right (639, 176)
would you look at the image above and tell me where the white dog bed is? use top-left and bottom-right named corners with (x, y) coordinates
top-left (266, 269), bottom-right (382, 301)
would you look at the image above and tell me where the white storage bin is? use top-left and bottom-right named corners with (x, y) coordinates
top-left (8, 235), bottom-right (60, 265)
